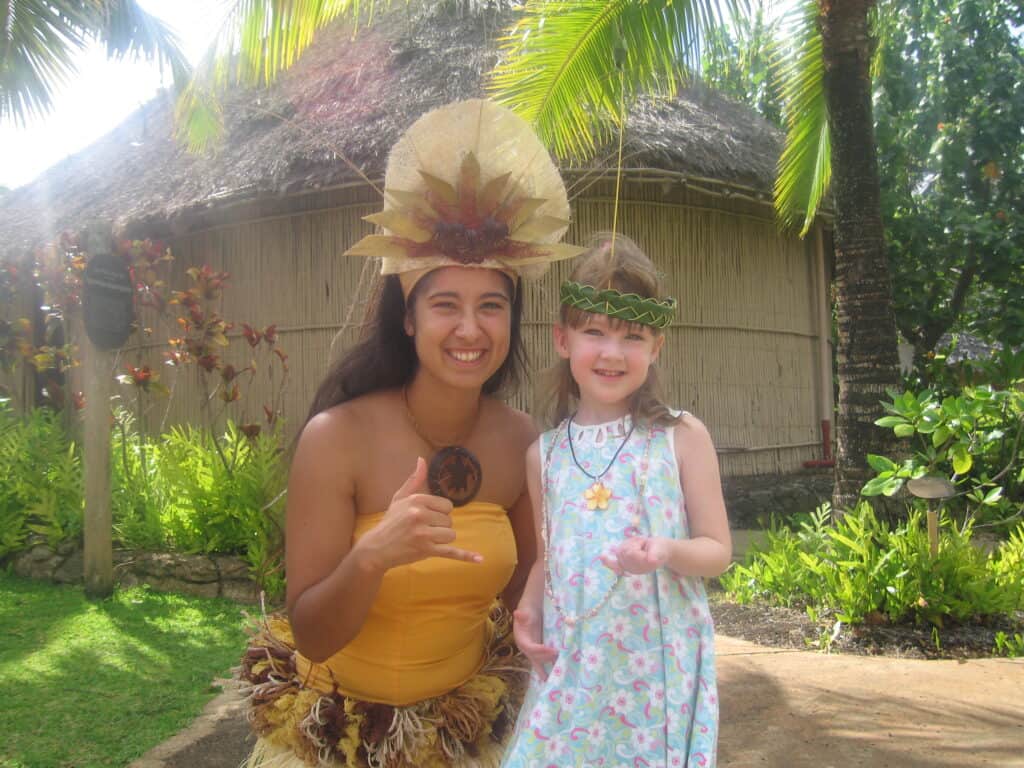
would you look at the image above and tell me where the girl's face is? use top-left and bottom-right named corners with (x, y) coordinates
top-left (404, 267), bottom-right (513, 390)
top-left (554, 311), bottom-right (664, 417)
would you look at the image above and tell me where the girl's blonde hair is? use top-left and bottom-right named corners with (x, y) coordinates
top-left (541, 232), bottom-right (680, 428)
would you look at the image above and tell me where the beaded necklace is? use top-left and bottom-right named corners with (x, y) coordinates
top-left (541, 418), bottom-right (654, 628)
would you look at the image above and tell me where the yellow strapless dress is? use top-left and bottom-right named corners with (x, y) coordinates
top-left (296, 501), bottom-right (518, 705)
top-left (241, 501), bottom-right (527, 768)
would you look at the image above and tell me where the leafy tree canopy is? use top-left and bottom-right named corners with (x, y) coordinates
top-left (702, 0), bottom-right (1024, 354)
top-left (875, 0), bottom-right (1024, 353)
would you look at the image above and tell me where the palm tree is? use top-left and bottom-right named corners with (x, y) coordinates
top-left (799, 1), bottom-right (900, 510)
top-left (488, 0), bottom-right (900, 512)
top-left (0, 0), bottom-right (190, 124)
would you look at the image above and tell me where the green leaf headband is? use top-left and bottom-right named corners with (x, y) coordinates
top-left (560, 281), bottom-right (677, 329)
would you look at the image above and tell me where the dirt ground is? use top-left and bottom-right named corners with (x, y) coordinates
top-left (129, 597), bottom-right (1024, 768)
top-left (715, 634), bottom-right (1024, 768)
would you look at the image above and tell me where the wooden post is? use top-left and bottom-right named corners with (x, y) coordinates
top-left (82, 330), bottom-right (115, 598)
top-left (81, 221), bottom-right (117, 598)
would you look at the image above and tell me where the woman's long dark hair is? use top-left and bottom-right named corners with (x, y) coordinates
top-left (305, 271), bottom-right (526, 425)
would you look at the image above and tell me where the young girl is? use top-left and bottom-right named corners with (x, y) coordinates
top-left (503, 234), bottom-right (732, 768)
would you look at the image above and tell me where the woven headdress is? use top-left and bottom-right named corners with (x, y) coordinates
top-left (560, 281), bottom-right (677, 329)
top-left (344, 99), bottom-right (585, 293)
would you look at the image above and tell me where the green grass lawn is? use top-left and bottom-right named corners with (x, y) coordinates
top-left (0, 572), bottom-right (248, 768)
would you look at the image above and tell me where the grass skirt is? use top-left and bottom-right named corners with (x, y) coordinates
top-left (239, 604), bottom-right (527, 768)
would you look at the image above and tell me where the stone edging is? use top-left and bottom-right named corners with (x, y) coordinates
top-left (5, 538), bottom-right (260, 603)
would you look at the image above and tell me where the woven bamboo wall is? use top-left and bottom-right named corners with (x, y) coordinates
top-left (1, 264), bottom-right (37, 414)
top-left (123, 179), bottom-right (825, 477)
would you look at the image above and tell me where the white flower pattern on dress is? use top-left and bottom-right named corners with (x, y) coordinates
top-left (502, 414), bottom-right (719, 768)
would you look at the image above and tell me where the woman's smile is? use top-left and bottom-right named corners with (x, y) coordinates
top-left (448, 348), bottom-right (487, 365)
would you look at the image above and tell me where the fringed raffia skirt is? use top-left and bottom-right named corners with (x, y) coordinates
top-left (238, 605), bottom-right (528, 768)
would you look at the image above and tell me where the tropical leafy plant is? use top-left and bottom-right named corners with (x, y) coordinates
top-left (0, 402), bottom-right (82, 557)
top-left (865, 385), bottom-right (1024, 530)
top-left (489, 0), bottom-right (737, 160)
top-left (993, 631), bottom-right (1024, 658)
top-left (111, 417), bottom-right (287, 595)
top-left (722, 502), bottom-right (1024, 629)
top-left (0, 401), bottom-right (286, 595)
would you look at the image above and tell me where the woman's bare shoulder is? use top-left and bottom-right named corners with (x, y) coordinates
top-left (298, 392), bottom-right (397, 455)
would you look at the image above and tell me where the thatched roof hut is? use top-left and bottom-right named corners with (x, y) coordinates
top-left (0, 5), bottom-right (834, 478)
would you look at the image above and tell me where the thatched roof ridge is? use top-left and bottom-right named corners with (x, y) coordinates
top-left (0, 6), bottom-right (782, 255)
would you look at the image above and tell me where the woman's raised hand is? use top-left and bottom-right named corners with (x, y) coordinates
top-left (355, 457), bottom-right (483, 572)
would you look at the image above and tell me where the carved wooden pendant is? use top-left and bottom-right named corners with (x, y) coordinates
top-left (428, 446), bottom-right (483, 506)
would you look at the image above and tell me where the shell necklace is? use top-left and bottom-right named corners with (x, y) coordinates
top-left (567, 414), bottom-right (635, 510)
top-left (542, 418), bottom-right (653, 627)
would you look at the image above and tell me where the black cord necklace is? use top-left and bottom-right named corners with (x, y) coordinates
top-left (567, 414), bottom-right (635, 510)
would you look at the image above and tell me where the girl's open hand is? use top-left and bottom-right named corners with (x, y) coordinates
top-left (513, 608), bottom-right (558, 680)
top-left (600, 536), bottom-right (670, 575)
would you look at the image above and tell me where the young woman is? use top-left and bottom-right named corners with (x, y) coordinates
top-left (239, 99), bottom-right (583, 768)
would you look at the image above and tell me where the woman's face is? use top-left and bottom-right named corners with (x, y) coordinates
top-left (404, 267), bottom-right (514, 390)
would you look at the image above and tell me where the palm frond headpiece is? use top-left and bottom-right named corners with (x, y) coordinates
top-left (344, 99), bottom-right (585, 294)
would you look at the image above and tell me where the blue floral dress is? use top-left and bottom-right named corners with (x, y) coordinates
top-left (503, 414), bottom-right (719, 768)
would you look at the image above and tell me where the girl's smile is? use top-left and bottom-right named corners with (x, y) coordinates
top-left (554, 312), bottom-right (664, 420)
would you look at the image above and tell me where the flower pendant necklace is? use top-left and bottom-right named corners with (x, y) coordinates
top-left (567, 414), bottom-right (635, 510)
top-left (542, 418), bottom-right (653, 628)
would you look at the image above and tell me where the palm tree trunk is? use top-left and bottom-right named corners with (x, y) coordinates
top-left (820, 0), bottom-right (900, 513)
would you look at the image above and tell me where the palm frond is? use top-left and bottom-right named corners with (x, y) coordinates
top-left (0, 0), bottom-right (93, 124)
top-left (176, 0), bottom-right (375, 151)
top-left (488, 0), bottom-right (742, 162)
top-left (774, 0), bottom-right (829, 236)
top-left (91, 0), bottom-right (191, 84)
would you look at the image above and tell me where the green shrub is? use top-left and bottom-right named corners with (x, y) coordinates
top-left (0, 403), bottom-right (82, 557)
top-left (111, 408), bottom-right (172, 551)
top-left (993, 631), bottom-right (1024, 658)
top-left (722, 503), bottom-right (1024, 628)
top-left (1, 404), bottom-right (288, 598)
top-left (111, 418), bottom-right (287, 596)
top-left (865, 385), bottom-right (1023, 531)
top-left (990, 523), bottom-right (1024, 608)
